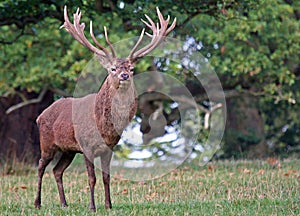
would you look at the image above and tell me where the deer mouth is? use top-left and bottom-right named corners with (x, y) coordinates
top-left (119, 80), bottom-right (131, 90)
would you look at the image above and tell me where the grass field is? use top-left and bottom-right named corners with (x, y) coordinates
top-left (0, 156), bottom-right (299, 215)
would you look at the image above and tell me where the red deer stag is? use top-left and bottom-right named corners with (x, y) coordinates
top-left (34, 6), bottom-right (176, 211)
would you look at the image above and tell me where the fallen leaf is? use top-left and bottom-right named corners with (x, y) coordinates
top-left (226, 189), bottom-right (231, 200)
top-left (257, 169), bottom-right (265, 175)
top-left (258, 194), bottom-right (265, 199)
top-left (150, 192), bottom-right (157, 198)
top-left (222, 180), bottom-right (229, 186)
top-left (145, 192), bottom-right (158, 201)
top-left (215, 203), bottom-right (222, 208)
top-left (69, 181), bottom-right (77, 187)
top-left (181, 166), bottom-right (189, 171)
top-left (243, 168), bottom-right (251, 174)
top-left (207, 165), bottom-right (215, 172)
top-left (139, 181), bottom-right (146, 185)
top-left (159, 181), bottom-right (168, 186)
top-left (291, 205), bottom-right (298, 210)
top-left (221, 45), bottom-right (226, 54)
top-left (267, 157), bottom-right (281, 168)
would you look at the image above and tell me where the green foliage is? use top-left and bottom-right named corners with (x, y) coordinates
top-left (262, 98), bottom-right (300, 156)
top-left (1, 0), bottom-right (299, 99)
top-left (192, 0), bottom-right (299, 101)
top-left (0, 20), bottom-right (85, 95)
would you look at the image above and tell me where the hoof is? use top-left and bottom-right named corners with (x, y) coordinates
top-left (34, 203), bottom-right (41, 209)
top-left (89, 203), bottom-right (96, 212)
top-left (105, 204), bottom-right (112, 210)
top-left (34, 200), bottom-right (41, 209)
top-left (61, 203), bottom-right (69, 208)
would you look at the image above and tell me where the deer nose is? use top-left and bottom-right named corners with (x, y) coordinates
top-left (121, 73), bottom-right (129, 80)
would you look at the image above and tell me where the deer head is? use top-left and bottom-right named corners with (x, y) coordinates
top-left (60, 6), bottom-right (176, 91)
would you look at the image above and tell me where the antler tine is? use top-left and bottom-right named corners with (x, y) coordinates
top-left (128, 7), bottom-right (176, 61)
top-left (128, 28), bottom-right (145, 59)
top-left (104, 26), bottom-right (116, 58)
top-left (143, 14), bottom-right (156, 30)
top-left (156, 7), bottom-right (165, 26)
top-left (60, 7), bottom-right (83, 44)
top-left (166, 17), bottom-right (177, 35)
top-left (60, 6), bottom-right (114, 61)
top-left (89, 21), bottom-right (111, 58)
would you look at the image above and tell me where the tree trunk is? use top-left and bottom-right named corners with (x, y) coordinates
top-left (224, 96), bottom-right (267, 158)
top-left (0, 91), bottom-right (53, 164)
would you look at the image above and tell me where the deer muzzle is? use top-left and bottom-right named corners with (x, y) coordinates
top-left (121, 73), bottom-right (129, 80)
top-left (118, 73), bottom-right (131, 90)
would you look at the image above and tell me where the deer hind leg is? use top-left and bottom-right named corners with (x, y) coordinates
top-left (34, 155), bottom-right (53, 209)
top-left (84, 155), bottom-right (97, 212)
top-left (53, 152), bottom-right (76, 208)
top-left (101, 151), bottom-right (113, 209)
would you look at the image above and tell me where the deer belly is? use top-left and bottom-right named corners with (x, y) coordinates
top-left (53, 120), bottom-right (82, 152)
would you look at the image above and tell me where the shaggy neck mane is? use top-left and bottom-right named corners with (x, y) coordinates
top-left (94, 76), bottom-right (136, 146)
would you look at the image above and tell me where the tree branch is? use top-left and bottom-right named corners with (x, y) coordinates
top-left (5, 88), bottom-right (47, 114)
top-left (178, 11), bottom-right (202, 29)
top-left (0, 10), bottom-right (63, 29)
top-left (0, 29), bottom-right (25, 45)
top-left (204, 103), bottom-right (223, 129)
top-left (48, 87), bottom-right (72, 97)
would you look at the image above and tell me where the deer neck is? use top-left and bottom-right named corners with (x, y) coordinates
top-left (94, 77), bottom-right (137, 140)
top-left (97, 76), bottom-right (135, 106)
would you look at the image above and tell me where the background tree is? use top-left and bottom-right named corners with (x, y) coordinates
top-left (0, 0), bottom-right (299, 165)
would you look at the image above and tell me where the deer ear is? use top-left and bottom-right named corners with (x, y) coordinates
top-left (95, 54), bottom-right (111, 71)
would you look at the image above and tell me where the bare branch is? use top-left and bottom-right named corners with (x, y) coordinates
top-left (139, 92), bottom-right (209, 113)
top-left (48, 87), bottom-right (72, 97)
top-left (0, 10), bottom-right (63, 28)
top-left (172, 95), bottom-right (209, 113)
top-left (204, 103), bottom-right (223, 130)
top-left (0, 29), bottom-right (25, 45)
top-left (6, 88), bottom-right (47, 114)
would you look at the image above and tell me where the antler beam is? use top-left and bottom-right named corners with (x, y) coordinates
top-left (60, 6), bottom-right (116, 62)
top-left (128, 7), bottom-right (176, 61)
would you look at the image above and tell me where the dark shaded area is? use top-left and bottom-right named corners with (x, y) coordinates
top-left (0, 91), bottom-right (53, 164)
top-left (224, 96), bottom-right (266, 158)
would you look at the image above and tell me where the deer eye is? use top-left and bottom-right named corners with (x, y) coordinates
top-left (130, 67), bottom-right (134, 74)
top-left (111, 67), bottom-right (116, 73)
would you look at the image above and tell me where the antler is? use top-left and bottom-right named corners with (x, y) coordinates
top-left (60, 6), bottom-right (116, 62)
top-left (128, 7), bottom-right (176, 61)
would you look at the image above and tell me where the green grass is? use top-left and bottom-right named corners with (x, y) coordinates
top-left (0, 157), bottom-right (299, 215)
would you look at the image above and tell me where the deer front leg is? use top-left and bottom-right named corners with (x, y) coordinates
top-left (84, 155), bottom-right (97, 212)
top-left (101, 151), bottom-right (113, 209)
